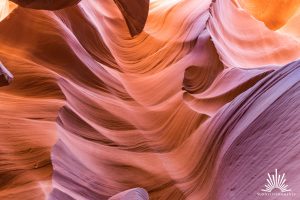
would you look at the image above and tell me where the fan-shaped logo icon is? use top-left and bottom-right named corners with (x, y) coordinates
top-left (261, 169), bottom-right (291, 193)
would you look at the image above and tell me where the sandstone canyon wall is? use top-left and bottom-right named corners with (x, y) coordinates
top-left (1, 0), bottom-right (300, 200)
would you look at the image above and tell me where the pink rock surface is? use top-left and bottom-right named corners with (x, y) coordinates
top-left (0, 0), bottom-right (300, 200)
top-left (0, 62), bottom-right (13, 86)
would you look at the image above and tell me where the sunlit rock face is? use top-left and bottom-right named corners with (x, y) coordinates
top-left (0, 1), bottom-right (16, 21)
top-left (1, 0), bottom-right (300, 200)
top-left (9, 0), bottom-right (81, 10)
top-left (238, 0), bottom-right (300, 30)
